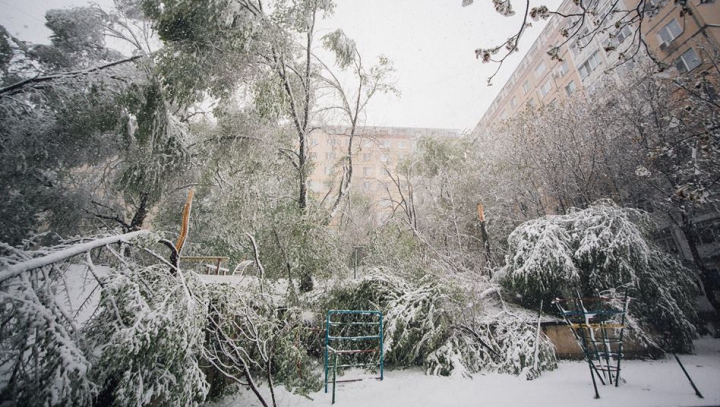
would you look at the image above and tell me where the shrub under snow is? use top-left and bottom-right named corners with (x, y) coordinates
top-left (496, 202), bottom-right (698, 353)
top-left (323, 269), bottom-right (557, 379)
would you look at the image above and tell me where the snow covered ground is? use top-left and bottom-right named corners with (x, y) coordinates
top-left (206, 338), bottom-right (720, 407)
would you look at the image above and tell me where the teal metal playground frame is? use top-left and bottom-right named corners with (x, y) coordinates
top-left (324, 310), bottom-right (384, 402)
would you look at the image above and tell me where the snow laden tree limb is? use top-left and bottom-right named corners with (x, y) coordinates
top-left (0, 55), bottom-right (144, 98)
top-left (203, 284), bottom-right (320, 407)
top-left (497, 201), bottom-right (698, 352)
top-left (246, 233), bottom-right (267, 295)
top-left (0, 230), bottom-right (150, 283)
top-left (324, 269), bottom-right (557, 378)
top-left (0, 231), bottom-right (216, 406)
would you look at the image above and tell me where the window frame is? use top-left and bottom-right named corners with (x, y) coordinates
top-left (675, 48), bottom-right (701, 72)
top-left (578, 51), bottom-right (602, 79)
top-left (539, 80), bottom-right (553, 97)
top-left (565, 80), bottom-right (576, 96)
top-left (657, 19), bottom-right (682, 45)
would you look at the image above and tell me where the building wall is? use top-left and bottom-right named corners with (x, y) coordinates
top-left (474, 0), bottom-right (720, 133)
top-left (471, 0), bottom-right (720, 295)
top-left (308, 126), bottom-right (461, 218)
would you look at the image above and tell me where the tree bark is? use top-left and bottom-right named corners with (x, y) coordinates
top-left (682, 222), bottom-right (720, 316)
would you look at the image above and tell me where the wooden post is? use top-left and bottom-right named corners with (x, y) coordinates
top-left (176, 188), bottom-right (195, 255)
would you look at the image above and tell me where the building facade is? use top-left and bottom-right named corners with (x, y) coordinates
top-left (307, 126), bottom-right (461, 218)
top-left (475, 0), bottom-right (720, 131)
top-left (472, 0), bottom-right (720, 299)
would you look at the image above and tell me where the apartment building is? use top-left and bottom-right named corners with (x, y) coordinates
top-left (475, 0), bottom-right (720, 131)
top-left (307, 126), bottom-right (461, 217)
top-left (472, 0), bottom-right (720, 291)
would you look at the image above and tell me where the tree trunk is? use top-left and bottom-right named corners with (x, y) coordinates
top-left (129, 192), bottom-right (150, 231)
top-left (682, 220), bottom-right (720, 317)
top-left (479, 220), bottom-right (492, 277)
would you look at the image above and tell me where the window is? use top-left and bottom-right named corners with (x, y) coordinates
top-left (535, 62), bottom-right (547, 78)
top-left (325, 152), bottom-right (336, 160)
top-left (565, 81), bottom-right (576, 96)
top-left (675, 48), bottom-right (701, 72)
top-left (658, 19), bottom-right (682, 44)
top-left (363, 140), bottom-right (373, 148)
top-left (569, 42), bottom-right (580, 57)
top-left (363, 153), bottom-right (371, 161)
top-left (539, 80), bottom-right (553, 97)
top-left (527, 98), bottom-right (537, 108)
top-left (398, 141), bottom-right (406, 148)
top-left (523, 80), bottom-right (531, 93)
top-left (324, 166), bottom-right (333, 175)
top-left (309, 152), bottom-right (317, 158)
top-left (382, 140), bottom-right (391, 148)
top-left (557, 60), bottom-right (569, 77)
top-left (363, 167), bottom-right (374, 177)
top-left (310, 138), bottom-right (319, 146)
top-left (696, 220), bottom-right (720, 245)
top-left (617, 26), bottom-right (632, 44)
top-left (604, 26), bottom-right (633, 51)
top-left (577, 28), bottom-right (591, 48)
top-left (380, 154), bottom-right (389, 162)
top-left (500, 110), bottom-right (508, 120)
top-left (510, 96), bottom-right (518, 108)
top-left (362, 181), bottom-right (370, 190)
top-left (398, 154), bottom-right (406, 161)
top-left (652, 229), bottom-right (679, 254)
top-left (644, 0), bottom-right (667, 15)
top-left (596, 0), bottom-right (615, 18)
top-left (578, 51), bottom-right (602, 78)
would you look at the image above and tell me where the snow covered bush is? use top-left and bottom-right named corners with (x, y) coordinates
top-left (84, 263), bottom-right (209, 406)
top-left (323, 269), bottom-right (556, 378)
top-left (203, 281), bottom-right (320, 405)
top-left (426, 302), bottom-right (557, 379)
top-left (496, 201), bottom-right (698, 352)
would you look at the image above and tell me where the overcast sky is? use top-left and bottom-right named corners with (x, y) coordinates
top-left (0, 0), bottom-right (561, 131)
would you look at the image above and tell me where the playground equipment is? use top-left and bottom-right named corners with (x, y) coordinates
top-left (324, 310), bottom-right (384, 404)
top-left (554, 291), bottom-right (629, 399)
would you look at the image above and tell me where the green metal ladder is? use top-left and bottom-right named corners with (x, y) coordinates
top-left (555, 290), bottom-right (629, 399)
top-left (324, 310), bottom-right (384, 404)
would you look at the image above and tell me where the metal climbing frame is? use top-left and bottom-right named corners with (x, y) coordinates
top-left (324, 310), bottom-right (384, 403)
top-left (555, 290), bottom-right (630, 399)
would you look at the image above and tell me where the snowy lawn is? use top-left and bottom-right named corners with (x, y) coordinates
top-left (206, 338), bottom-right (720, 407)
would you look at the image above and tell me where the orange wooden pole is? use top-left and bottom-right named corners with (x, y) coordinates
top-left (176, 188), bottom-right (194, 254)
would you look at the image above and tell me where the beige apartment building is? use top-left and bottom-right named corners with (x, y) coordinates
top-left (472, 0), bottom-right (720, 286)
top-left (475, 0), bottom-right (720, 131)
top-left (308, 126), bottom-right (460, 218)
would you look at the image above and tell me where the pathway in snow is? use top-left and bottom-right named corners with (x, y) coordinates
top-left (207, 338), bottom-right (720, 407)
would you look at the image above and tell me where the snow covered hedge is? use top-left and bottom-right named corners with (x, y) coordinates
top-left (496, 202), bottom-right (698, 352)
top-left (323, 269), bottom-right (556, 378)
